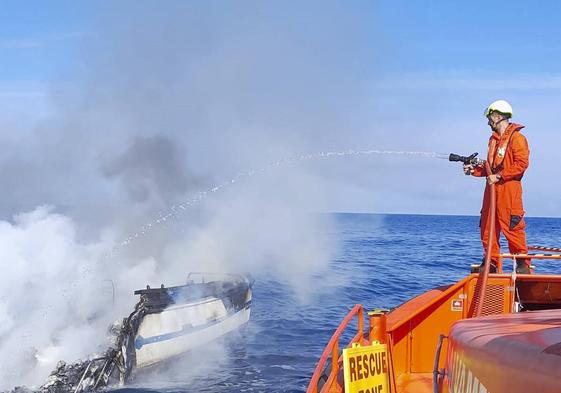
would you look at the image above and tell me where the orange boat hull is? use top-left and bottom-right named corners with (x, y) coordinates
top-left (445, 310), bottom-right (561, 393)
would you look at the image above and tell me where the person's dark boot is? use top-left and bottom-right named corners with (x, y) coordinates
top-left (516, 260), bottom-right (531, 274)
top-left (478, 259), bottom-right (497, 273)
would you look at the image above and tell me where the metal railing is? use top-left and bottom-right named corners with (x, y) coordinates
top-left (186, 272), bottom-right (247, 283)
top-left (498, 253), bottom-right (561, 260)
top-left (307, 304), bottom-right (365, 393)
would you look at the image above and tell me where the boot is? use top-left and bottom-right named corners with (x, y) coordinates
top-left (516, 260), bottom-right (531, 274)
top-left (478, 259), bottom-right (497, 274)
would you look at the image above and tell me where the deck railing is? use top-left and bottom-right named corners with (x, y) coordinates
top-left (307, 304), bottom-right (365, 393)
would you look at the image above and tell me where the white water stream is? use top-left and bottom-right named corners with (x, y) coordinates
top-left (110, 149), bottom-right (448, 255)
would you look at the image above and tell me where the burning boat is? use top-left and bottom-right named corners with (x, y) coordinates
top-left (133, 272), bottom-right (253, 368)
top-left (40, 273), bottom-right (253, 392)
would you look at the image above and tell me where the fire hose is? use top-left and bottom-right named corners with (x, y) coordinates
top-left (449, 153), bottom-right (495, 317)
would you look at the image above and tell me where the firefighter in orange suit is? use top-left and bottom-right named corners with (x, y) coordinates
top-left (464, 100), bottom-right (531, 274)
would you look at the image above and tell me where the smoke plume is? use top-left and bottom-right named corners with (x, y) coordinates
top-left (0, 1), bottom-right (378, 389)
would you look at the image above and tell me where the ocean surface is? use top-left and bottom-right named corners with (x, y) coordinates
top-left (113, 213), bottom-right (561, 393)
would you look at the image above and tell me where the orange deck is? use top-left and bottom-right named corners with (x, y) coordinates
top-left (396, 373), bottom-right (432, 393)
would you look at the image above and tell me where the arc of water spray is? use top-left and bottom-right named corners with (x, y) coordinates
top-left (109, 149), bottom-right (448, 256)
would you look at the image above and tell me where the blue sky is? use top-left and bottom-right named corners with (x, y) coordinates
top-left (377, 1), bottom-right (561, 74)
top-left (1, 1), bottom-right (561, 218)
top-left (0, 2), bottom-right (91, 79)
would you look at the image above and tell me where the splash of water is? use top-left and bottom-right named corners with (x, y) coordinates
top-left (110, 149), bottom-right (448, 255)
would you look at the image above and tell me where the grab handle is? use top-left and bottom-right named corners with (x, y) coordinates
top-left (433, 334), bottom-right (448, 393)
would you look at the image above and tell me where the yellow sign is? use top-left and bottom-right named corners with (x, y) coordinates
top-left (343, 342), bottom-right (389, 393)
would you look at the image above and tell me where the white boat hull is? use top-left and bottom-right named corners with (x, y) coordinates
top-left (134, 289), bottom-right (252, 368)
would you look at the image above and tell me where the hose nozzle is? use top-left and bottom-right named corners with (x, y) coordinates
top-left (449, 152), bottom-right (481, 165)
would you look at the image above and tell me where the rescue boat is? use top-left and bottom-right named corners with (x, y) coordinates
top-left (307, 161), bottom-right (561, 393)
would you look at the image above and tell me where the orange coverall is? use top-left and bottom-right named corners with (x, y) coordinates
top-left (472, 123), bottom-right (530, 266)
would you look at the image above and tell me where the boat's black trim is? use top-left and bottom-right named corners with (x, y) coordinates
top-left (134, 277), bottom-right (252, 313)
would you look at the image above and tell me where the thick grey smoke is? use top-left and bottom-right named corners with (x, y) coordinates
top-left (102, 135), bottom-right (202, 205)
top-left (0, 1), bottom-right (376, 389)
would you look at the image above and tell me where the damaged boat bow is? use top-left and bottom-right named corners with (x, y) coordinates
top-left (39, 273), bottom-right (253, 393)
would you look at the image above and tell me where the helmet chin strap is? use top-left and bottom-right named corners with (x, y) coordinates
top-left (489, 117), bottom-right (507, 131)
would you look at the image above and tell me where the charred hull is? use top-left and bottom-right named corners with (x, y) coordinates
top-left (39, 274), bottom-right (253, 393)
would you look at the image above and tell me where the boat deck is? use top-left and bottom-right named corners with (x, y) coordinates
top-left (396, 373), bottom-right (433, 393)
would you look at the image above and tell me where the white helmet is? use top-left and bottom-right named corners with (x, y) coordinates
top-left (484, 100), bottom-right (513, 118)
